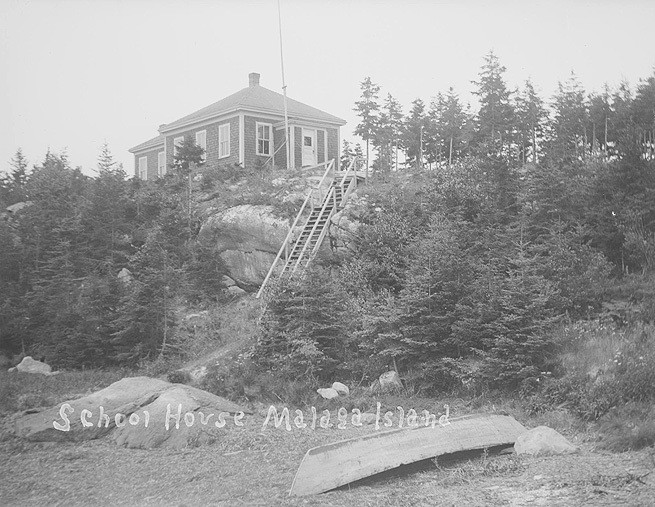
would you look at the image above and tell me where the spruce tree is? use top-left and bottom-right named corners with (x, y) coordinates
top-left (353, 77), bottom-right (380, 172)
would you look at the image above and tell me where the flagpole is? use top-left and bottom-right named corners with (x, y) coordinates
top-left (278, 0), bottom-right (290, 169)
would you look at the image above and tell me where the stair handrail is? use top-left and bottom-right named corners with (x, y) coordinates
top-left (256, 186), bottom-right (313, 299)
top-left (256, 159), bottom-right (335, 298)
top-left (337, 156), bottom-right (357, 188)
top-left (313, 159), bottom-right (335, 208)
top-left (290, 186), bottom-right (336, 278)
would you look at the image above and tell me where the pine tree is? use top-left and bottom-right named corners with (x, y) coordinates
top-left (84, 145), bottom-right (130, 269)
top-left (171, 137), bottom-right (205, 238)
top-left (514, 80), bottom-right (547, 164)
top-left (587, 85), bottom-right (612, 157)
top-left (353, 77), bottom-right (381, 172)
top-left (373, 93), bottom-right (403, 171)
top-left (548, 71), bottom-right (588, 162)
top-left (434, 88), bottom-right (470, 166)
top-left (1, 148), bottom-right (29, 205)
top-left (472, 51), bottom-right (515, 159)
top-left (340, 139), bottom-right (355, 169)
top-left (631, 72), bottom-right (655, 160)
top-left (97, 141), bottom-right (122, 172)
top-left (403, 99), bottom-right (428, 170)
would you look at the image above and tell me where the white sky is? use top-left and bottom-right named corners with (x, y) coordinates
top-left (1, 0), bottom-right (654, 175)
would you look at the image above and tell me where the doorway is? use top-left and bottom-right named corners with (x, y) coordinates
top-left (302, 128), bottom-right (317, 167)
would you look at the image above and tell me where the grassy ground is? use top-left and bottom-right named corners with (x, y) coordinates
top-left (1, 370), bottom-right (654, 506)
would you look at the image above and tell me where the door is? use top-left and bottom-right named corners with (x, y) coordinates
top-left (302, 128), bottom-right (317, 167)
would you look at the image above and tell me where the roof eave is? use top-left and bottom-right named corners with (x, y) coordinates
top-left (129, 141), bottom-right (165, 154)
top-left (160, 106), bottom-right (346, 134)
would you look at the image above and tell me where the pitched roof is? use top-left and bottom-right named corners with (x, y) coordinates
top-left (128, 134), bottom-right (164, 153)
top-left (160, 80), bottom-right (346, 132)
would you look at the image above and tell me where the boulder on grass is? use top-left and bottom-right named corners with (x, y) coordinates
top-left (12, 356), bottom-right (53, 375)
top-left (514, 426), bottom-right (578, 456)
top-left (331, 382), bottom-right (350, 396)
top-left (14, 376), bottom-right (251, 449)
top-left (317, 388), bottom-right (339, 400)
top-left (14, 377), bottom-right (170, 442)
top-left (112, 384), bottom-right (249, 449)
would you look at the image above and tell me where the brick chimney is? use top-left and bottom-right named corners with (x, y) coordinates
top-left (249, 72), bottom-right (260, 87)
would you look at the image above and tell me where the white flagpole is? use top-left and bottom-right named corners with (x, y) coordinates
top-left (278, 0), bottom-right (290, 169)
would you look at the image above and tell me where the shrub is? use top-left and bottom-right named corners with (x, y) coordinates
top-left (597, 402), bottom-right (655, 451)
top-left (527, 321), bottom-right (655, 422)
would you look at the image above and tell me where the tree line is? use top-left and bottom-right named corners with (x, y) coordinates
top-left (350, 51), bottom-right (655, 171)
top-left (0, 144), bottom-right (224, 368)
top-left (253, 53), bottom-right (655, 395)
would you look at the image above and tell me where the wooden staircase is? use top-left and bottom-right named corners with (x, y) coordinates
top-left (256, 158), bottom-right (364, 298)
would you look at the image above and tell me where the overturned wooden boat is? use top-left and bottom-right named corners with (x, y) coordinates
top-left (289, 413), bottom-right (527, 496)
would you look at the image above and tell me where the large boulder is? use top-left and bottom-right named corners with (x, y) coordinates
top-left (10, 356), bottom-right (53, 375)
top-left (14, 377), bottom-right (250, 449)
top-left (14, 377), bottom-right (170, 441)
top-left (112, 385), bottom-right (248, 449)
top-left (514, 426), bottom-right (578, 456)
top-left (198, 205), bottom-right (289, 286)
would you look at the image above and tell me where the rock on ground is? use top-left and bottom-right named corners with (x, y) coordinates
top-left (331, 382), bottom-right (350, 396)
top-left (9, 356), bottom-right (53, 375)
top-left (317, 388), bottom-right (339, 400)
top-left (112, 385), bottom-right (249, 449)
top-left (514, 426), bottom-right (578, 456)
top-left (13, 376), bottom-right (250, 449)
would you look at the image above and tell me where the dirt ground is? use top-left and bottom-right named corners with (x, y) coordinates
top-left (1, 413), bottom-right (653, 507)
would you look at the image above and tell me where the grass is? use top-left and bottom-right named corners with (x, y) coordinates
top-left (2, 366), bottom-right (654, 505)
top-left (0, 369), bottom-right (132, 417)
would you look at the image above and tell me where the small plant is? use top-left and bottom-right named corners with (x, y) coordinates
top-left (597, 402), bottom-right (655, 451)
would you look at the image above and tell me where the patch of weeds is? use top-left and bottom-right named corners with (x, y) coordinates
top-left (432, 448), bottom-right (524, 486)
top-left (597, 402), bottom-right (655, 452)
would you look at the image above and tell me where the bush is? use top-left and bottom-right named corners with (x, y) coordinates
top-left (527, 321), bottom-right (655, 422)
top-left (597, 402), bottom-right (655, 451)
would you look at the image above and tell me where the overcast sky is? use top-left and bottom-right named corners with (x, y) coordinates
top-left (1, 0), bottom-right (654, 176)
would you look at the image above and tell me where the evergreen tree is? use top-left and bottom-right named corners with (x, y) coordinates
top-left (548, 71), bottom-right (589, 162)
top-left (254, 269), bottom-right (353, 380)
top-left (631, 72), bottom-right (655, 160)
top-left (1, 148), bottom-right (29, 205)
top-left (514, 80), bottom-right (547, 164)
top-left (472, 51), bottom-right (515, 159)
top-left (97, 141), bottom-right (122, 172)
top-left (340, 139), bottom-right (355, 170)
top-left (353, 77), bottom-right (381, 172)
top-left (372, 93), bottom-right (403, 171)
top-left (171, 137), bottom-right (205, 238)
top-left (83, 145), bottom-right (131, 269)
top-left (403, 98), bottom-right (428, 170)
top-left (587, 85), bottom-right (612, 157)
top-left (433, 88), bottom-right (470, 166)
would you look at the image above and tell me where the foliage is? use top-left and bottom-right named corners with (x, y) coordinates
top-left (526, 321), bottom-right (655, 422)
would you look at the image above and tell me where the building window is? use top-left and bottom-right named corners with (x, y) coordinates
top-left (173, 136), bottom-right (184, 156)
top-left (256, 123), bottom-right (272, 156)
top-left (157, 152), bottom-right (166, 177)
top-left (219, 123), bottom-right (230, 158)
top-left (138, 156), bottom-right (147, 180)
top-left (195, 130), bottom-right (207, 162)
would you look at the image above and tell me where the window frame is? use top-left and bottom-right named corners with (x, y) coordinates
top-left (157, 151), bottom-right (166, 177)
top-left (218, 123), bottom-right (230, 158)
top-left (195, 130), bottom-right (207, 162)
top-left (138, 156), bottom-right (147, 180)
top-left (256, 122), bottom-right (273, 156)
